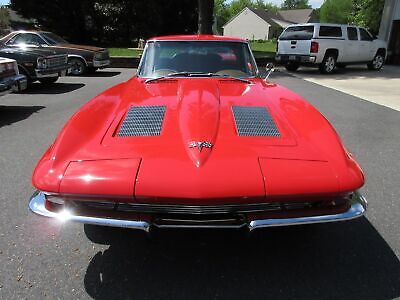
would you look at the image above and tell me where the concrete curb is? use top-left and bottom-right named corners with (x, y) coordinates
top-left (110, 56), bottom-right (275, 68)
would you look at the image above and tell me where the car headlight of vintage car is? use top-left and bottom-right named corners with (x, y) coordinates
top-left (37, 57), bottom-right (47, 69)
top-left (94, 52), bottom-right (103, 60)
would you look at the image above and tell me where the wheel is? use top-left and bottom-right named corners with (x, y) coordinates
top-left (319, 53), bottom-right (337, 74)
top-left (69, 58), bottom-right (86, 75)
top-left (285, 62), bottom-right (299, 72)
top-left (38, 77), bottom-right (59, 84)
top-left (368, 52), bottom-right (385, 70)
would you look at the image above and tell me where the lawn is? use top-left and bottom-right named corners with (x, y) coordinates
top-left (108, 40), bottom-right (277, 58)
top-left (250, 40), bottom-right (277, 58)
top-left (108, 48), bottom-right (143, 57)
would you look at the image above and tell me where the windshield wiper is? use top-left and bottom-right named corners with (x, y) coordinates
top-left (145, 71), bottom-right (252, 84)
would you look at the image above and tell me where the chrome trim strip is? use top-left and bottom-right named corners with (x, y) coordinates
top-left (28, 191), bottom-right (150, 232)
top-left (248, 191), bottom-right (367, 231)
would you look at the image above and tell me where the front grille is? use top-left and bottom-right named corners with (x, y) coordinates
top-left (117, 105), bottom-right (166, 137)
top-left (47, 55), bottom-right (67, 68)
top-left (232, 106), bottom-right (280, 137)
top-left (75, 201), bottom-right (319, 215)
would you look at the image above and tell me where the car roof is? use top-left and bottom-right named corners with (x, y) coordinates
top-left (286, 23), bottom-right (360, 27)
top-left (148, 35), bottom-right (247, 42)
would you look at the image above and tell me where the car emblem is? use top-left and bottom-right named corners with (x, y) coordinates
top-left (189, 141), bottom-right (213, 152)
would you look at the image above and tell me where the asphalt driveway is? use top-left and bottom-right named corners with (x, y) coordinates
top-left (0, 69), bottom-right (399, 299)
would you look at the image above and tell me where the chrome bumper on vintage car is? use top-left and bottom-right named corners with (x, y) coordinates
top-left (29, 191), bottom-right (367, 232)
top-left (35, 65), bottom-right (69, 78)
top-left (92, 59), bottom-right (110, 68)
top-left (0, 74), bottom-right (28, 95)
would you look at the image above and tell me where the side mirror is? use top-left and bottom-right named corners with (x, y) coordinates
top-left (264, 63), bottom-right (274, 81)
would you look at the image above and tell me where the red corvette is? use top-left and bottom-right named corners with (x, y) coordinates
top-left (29, 35), bottom-right (367, 232)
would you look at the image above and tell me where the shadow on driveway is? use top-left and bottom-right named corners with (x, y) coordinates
top-left (21, 83), bottom-right (85, 95)
top-left (83, 218), bottom-right (400, 299)
top-left (0, 105), bottom-right (45, 127)
top-left (78, 71), bottom-right (122, 78)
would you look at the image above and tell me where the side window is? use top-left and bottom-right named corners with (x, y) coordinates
top-left (319, 26), bottom-right (343, 38)
top-left (359, 28), bottom-right (373, 41)
top-left (7, 33), bottom-right (46, 45)
top-left (347, 27), bottom-right (358, 40)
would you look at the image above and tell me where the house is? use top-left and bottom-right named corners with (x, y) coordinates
top-left (379, 0), bottom-right (400, 64)
top-left (222, 7), bottom-right (317, 40)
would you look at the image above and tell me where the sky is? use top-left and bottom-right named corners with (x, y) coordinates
top-left (0, 0), bottom-right (10, 5)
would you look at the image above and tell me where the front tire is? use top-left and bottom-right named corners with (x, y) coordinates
top-left (69, 58), bottom-right (86, 76)
top-left (285, 62), bottom-right (300, 72)
top-left (38, 77), bottom-right (59, 84)
top-left (368, 52), bottom-right (385, 70)
top-left (319, 53), bottom-right (337, 74)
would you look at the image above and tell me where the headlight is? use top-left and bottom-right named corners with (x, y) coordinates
top-left (37, 57), bottom-right (47, 69)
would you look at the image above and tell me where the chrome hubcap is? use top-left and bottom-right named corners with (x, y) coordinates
top-left (373, 55), bottom-right (384, 69)
top-left (71, 60), bottom-right (84, 75)
top-left (325, 57), bottom-right (335, 72)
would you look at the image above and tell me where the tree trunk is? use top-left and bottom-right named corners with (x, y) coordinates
top-left (198, 0), bottom-right (214, 34)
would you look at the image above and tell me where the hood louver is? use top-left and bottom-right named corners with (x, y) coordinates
top-left (117, 106), bottom-right (166, 137)
top-left (232, 106), bottom-right (280, 137)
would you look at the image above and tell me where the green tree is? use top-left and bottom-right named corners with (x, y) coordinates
top-left (351, 0), bottom-right (384, 34)
top-left (281, 0), bottom-right (311, 9)
top-left (319, 0), bottom-right (352, 24)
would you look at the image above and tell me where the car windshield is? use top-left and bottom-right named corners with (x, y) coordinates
top-left (138, 41), bottom-right (257, 78)
top-left (41, 32), bottom-right (68, 45)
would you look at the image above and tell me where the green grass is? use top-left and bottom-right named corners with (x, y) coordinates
top-left (108, 48), bottom-right (143, 57)
top-left (250, 40), bottom-right (277, 58)
top-left (108, 40), bottom-right (277, 58)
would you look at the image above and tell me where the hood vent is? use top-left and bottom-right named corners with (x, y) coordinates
top-left (232, 106), bottom-right (280, 137)
top-left (117, 105), bottom-right (166, 137)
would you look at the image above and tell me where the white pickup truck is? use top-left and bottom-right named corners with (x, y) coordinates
top-left (276, 23), bottom-right (387, 74)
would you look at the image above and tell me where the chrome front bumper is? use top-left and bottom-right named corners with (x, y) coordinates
top-left (0, 74), bottom-right (28, 95)
top-left (29, 191), bottom-right (367, 232)
top-left (35, 65), bottom-right (69, 78)
top-left (92, 59), bottom-right (110, 68)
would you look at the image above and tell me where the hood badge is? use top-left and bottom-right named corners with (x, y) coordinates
top-left (189, 141), bottom-right (213, 152)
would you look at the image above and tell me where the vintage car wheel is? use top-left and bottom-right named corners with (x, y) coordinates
top-left (38, 77), bottom-right (59, 84)
top-left (69, 58), bottom-right (86, 76)
top-left (319, 54), bottom-right (337, 74)
top-left (285, 62), bottom-right (299, 72)
top-left (368, 52), bottom-right (385, 70)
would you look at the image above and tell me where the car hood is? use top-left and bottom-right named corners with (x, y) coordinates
top-left (0, 47), bottom-right (58, 57)
top-left (33, 77), bottom-right (364, 202)
top-left (56, 43), bottom-right (106, 52)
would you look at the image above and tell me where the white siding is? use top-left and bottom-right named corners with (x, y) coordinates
top-left (223, 8), bottom-right (270, 40)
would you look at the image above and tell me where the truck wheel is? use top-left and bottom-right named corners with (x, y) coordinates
top-left (319, 54), bottom-right (337, 74)
top-left (39, 77), bottom-right (59, 84)
top-left (368, 52), bottom-right (385, 70)
top-left (285, 62), bottom-right (299, 72)
top-left (69, 58), bottom-right (86, 76)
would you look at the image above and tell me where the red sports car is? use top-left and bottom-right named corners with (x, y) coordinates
top-left (29, 35), bottom-right (367, 232)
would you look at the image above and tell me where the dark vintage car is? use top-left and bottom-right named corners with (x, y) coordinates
top-left (0, 31), bottom-right (110, 75)
top-left (0, 57), bottom-right (27, 95)
top-left (0, 47), bottom-right (69, 85)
